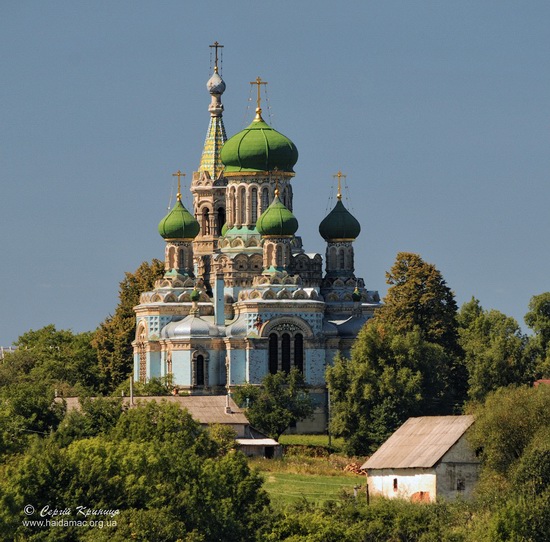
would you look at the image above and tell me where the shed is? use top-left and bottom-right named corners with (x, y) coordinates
top-left (361, 415), bottom-right (479, 502)
top-left (60, 395), bottom-right (281, 458)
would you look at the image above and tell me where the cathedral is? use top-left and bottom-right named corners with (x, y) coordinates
top-left (133, 44), bottom-right (380, 431)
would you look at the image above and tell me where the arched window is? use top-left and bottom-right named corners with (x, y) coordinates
top-left (328, 246), bottom-right (337, 270)
top-left (196, 354), bottom-right (205, 386)
top-left (251, 187), bottom-right (258, 223)
top-left (230, 188), bottom-right (236, 225)
top-left (202, 208), bottom-right (210, 235)
top-left (338, 248), bottom-right (345, 269)
top-left (276, 245), bottom-right (283, 267)
top-left (281, 333), bottom-right (291, 373)
top-left (217, 207), bottom-right (225, 236)
top-left (265, 243), bottom-right (274, 268)
top-left (179, 248), bottom-right (185, 270)
top-left (295, 333), bottom-right (304, 373)
top-left (261, 186), bottom-right (269, 213)
top-left (167, 246), bottom-right (176, 269)
top-left (240, 187), bottom-right (246, 224)
top-left (269, 334), bottom-right (278, 374)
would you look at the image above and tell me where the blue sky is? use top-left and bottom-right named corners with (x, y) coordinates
top-left (2, 1), bottom-right (550, 345)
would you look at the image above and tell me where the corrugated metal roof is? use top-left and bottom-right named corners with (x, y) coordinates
top-left (361, 415), bottom-right (475, 470)
top-left (61, 395), bottom-right (249, 425)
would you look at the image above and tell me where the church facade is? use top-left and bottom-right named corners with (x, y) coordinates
top-left (133, 47), bottom-right (380, 431)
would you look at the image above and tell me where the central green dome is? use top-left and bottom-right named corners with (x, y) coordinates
top-left (221, 117), bottom-right (298, 174)
top-left (256, 195), bottom-right (298, 237)
top-left (158, 200), bottom-right (200, 240)
top-left (319, 199), bottom-right (361, 241)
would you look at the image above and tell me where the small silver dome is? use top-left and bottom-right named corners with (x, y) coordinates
top-left (161, 315), bottom-right (219, 339)
top-left (207, 72), bottom-right (226, 95)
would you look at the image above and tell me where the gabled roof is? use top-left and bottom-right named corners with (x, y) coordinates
top-left (61, 395), bottom-right (249, 425)
top-left (361, 415), bottom-right (475, 470)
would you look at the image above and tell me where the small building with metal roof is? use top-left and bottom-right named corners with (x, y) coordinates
top-left (361, 415), bottom-right (479, 502)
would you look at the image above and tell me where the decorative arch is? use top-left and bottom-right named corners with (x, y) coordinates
top-left (191, 348), bottom-right (209, 388)
top-left (260, 316), bottom-right (313, 339)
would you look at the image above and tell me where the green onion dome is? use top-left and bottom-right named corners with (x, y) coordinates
top-left (352, 287), bottom-right (362, 302)
top-left (221, 223), bottom-right (228, 236)
top-left (319, 199), bottom-right (361, 241)
top-left (256, 194), bottom-right (298, 237)
top-left (158, 199), bottom-right (200, 240)
top-left (190, 289), bottom-right (201, 302)
top-left (221, 117), bottom-right (298, 174)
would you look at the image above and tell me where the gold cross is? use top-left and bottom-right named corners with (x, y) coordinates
top-left (250, 76), bottom-right (268, 118)
top-left (209, 41), bottom-right (224, 73)
top-left (172, 170), bottom-right (186, 201)
top-left (333, 170), bottom-right (346, 200)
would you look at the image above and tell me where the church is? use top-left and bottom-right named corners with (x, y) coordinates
top-left (133, 44), bottom-right (380, 431)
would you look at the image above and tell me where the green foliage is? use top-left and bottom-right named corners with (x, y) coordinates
top-left (0, 402), bottom-right (269, 542)
top-left (377, 252), bottom-right (460, 353)
top-left (233, 368), bottom-right (314, 439)
top-left (262, 496), bottom-right (472, 542)
top-left (525, 292), bottom-right (550, 378)
top-left (327, 325), bottom-right (456, 455)
top-left (54, 397), bottom-right (125, 447)
top-left (2, 325), bottom-right (99, 392)
top-left (467, 385), bottom-right (550, 477)
top-left (458, 298), bottom-right (532, 402)
top-left (92, 259), bottom-right (164, 392)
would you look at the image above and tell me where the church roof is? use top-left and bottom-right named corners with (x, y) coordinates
top-left (161, 314), bottom-right (219, 338)
top-left (221, 117), bottom-right (298, 174)
top-left (319, 199), bottom-right (361, 241)
top-left (158, 199), bottom-right (200, 241)
top-left (256, 194), bottom-right (298, 237)
top-left (199, 66), bottom-right (227, 179)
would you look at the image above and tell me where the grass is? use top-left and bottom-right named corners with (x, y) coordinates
top-left (249, 443), bottom-right (366, 507)
top-left (278, 434), bottom-right (346, 452)
top-left (260, 471), bottom-right (365, 506)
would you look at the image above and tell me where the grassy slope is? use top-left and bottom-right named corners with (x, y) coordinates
top-left (261, 471), bottom-right (364, 506)
top-left (249, 437), bottom-right (367, 507)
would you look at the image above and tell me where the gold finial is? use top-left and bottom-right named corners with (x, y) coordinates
top-left (209, 41), bottom-right (224, 74)
top-left (333, 170), bottom-right (346, 201)
top-left (172, 170), bottom-right (186, 201)
top-left (250, 76), bottom-right (268, 121)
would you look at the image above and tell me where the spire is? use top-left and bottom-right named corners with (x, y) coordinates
top-left (250, 76), bottom-right (268, 122)
top-left (199, 41), bottom-right (227, 180)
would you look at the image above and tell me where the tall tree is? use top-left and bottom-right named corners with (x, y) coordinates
top-left (525, 292), bottom-right (550, 378)
top-left (377, 252), bottom-right (460, 353)
top-left (233, 369), bottom-right (314, 439)
top-left (327, 325), bottom-right (455, 455)
top-left (92, 259), bottom-right (164, 392)
top-left (458, 298), bottom-right (532, 402)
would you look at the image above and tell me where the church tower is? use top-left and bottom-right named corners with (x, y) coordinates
top-left (192, 42), bottom-right (228, 290)
top-left (133, 44), bottom-right (381, 432)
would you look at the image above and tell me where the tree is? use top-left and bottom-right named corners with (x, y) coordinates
top-left (0, 402), bottom-right (269, 542)
top-left (92, 259), bottom-right (164, 392)
top-left (525, 292), bottom-right (550, 378)
top-left (458, 298), bottom-right (532, 402)
top-left (467, 385), bottom-right (550, 477)
top-left (327, 325), bottom-right (455, 455)
top-left (1, 325), bottom-right (100, 392)
top-left (233, 368), bottom-right (314, 439)
top-left (327, 253), bottom-right (466, 455)
top-left (377, 252), bottom-right (460, 353)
